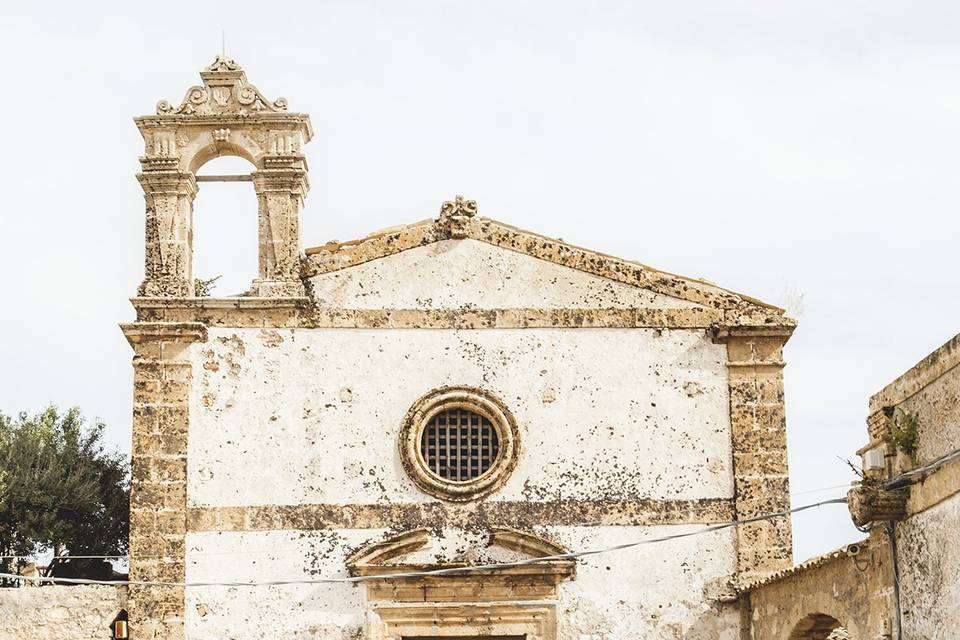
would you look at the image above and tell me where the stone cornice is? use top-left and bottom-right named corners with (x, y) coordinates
top-left (304, 215), bottom-right (792, 321)
top-left (185, 498), bottom-right (734, 532)
top-left (134, 112), bottom-right (312, 129)
top-left (131, 299), bottom-right (734, 329)
top-left (868, 331), bottom-right (960, 416)
top-left (120, 322), bottom-right (208, 346)
top-left (710, 324), bottom-right (797, 343)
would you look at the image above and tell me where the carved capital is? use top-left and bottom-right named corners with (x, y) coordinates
top-left (137, 171), bottom-right (198, 196)
top-left (251, 166), bottom-right (309, 195)
top-left (848, 483), bottom-right (908, 526)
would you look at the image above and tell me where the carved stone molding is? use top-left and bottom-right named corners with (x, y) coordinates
top-left (347, 528), bottom-right (576, 612)
top-left (155, 55), bottom-right (288, 116)
top-left (847, 483), bottom-right (909, 526)
top-left (398, 386), bottom-right (520, 502)
top-left (369, 603), bottom-right (557, 640)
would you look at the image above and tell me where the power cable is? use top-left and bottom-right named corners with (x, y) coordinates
top-left (0, 496), bottom-right (847, 588)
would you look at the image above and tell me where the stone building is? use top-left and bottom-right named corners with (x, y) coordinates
top-left (744, 331), bottom-right (960, 639)
top-left (118, 56), bottom-right (798, 639)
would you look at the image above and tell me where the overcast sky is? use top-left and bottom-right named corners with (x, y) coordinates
top-left (1, 1), bottom-right (958, 563)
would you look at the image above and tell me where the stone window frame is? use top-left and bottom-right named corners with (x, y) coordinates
top-left (399, 386), bottom-right (519, 502)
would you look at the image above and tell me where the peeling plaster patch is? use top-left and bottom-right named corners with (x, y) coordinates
top-left (684, 381), bottom-right (704, 397)
top-left (259, 329), bottom-right (284, 347)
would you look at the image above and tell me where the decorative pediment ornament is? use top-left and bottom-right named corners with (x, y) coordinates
top-left (439, 195), bottom-right (478, 218)
top-left (155, 55), bottom-right (289, 116)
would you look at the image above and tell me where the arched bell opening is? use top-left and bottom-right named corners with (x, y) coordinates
top-left (191, 155), bottom-right (259, 296)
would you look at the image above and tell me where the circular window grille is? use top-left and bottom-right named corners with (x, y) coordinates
top-left (420, 408), bottom-right (500, 482)
top-left (400, 387), bottom-right (519, 501)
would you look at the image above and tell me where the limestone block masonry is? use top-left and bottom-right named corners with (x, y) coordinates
top-left (121, 57), bottom-right (798, 639)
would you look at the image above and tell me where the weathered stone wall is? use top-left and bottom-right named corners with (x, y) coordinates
top-left (745, 533), bottom-right (893, 640)
top-left (868, 334), bottom-right (960, 640)
top-left (183, 325), bottom-right (739, 639)
top-left (188, 327), bottom-right (733, 505)
top-left (185, 527), bottom-right (740, 640)
top-left (895, 494), bottom-right (960, 639)
top-left (0, 585), bottom-right (126, 640)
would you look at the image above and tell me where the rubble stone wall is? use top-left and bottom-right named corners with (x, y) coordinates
top-left (745, 534), bottom-right (893, 640)
top-left (0, 585), bottom-right (126, 640)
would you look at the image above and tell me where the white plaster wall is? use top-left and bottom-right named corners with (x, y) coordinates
top-left (188, 327), bottom-right (732, 506)
top-left (308, 240), bottom-right (702, 310)
top-left (896, 495), bottom-right (960, 640)
top-left (185, 526), bottom-right (739, 640)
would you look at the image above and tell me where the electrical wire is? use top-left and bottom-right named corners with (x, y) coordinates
top-left (0, 479), bottom-right (865, 563)
top-left (884, 446), bottom-right (960, 489)
top-left (0, 496), bottom-right (847, 588)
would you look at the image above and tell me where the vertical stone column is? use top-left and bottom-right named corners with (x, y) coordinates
top-left (122, 322), bottom-right (206, 640)
top-left (137, 171), bottom-right (197, 297)
top-left (251, 155), bottom-right (309, 297)
top-left (713, 325), bottom-right (795, 586)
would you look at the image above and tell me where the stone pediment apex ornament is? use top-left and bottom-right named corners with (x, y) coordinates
top-left (438, 195), bottom-right (478, 239)
top-left (155, 55), bottom-right (290, 117)
top-left (439, 195), bottom-right (478, 218)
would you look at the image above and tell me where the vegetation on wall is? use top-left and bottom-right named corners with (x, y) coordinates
top-left (194, 275), bottom-right (222, 297)
top-left (0, 407), bottom-right (129, 582)
top-left (890, 408), bottom-right (920, 466)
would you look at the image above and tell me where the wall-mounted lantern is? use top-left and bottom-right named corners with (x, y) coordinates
top-left (111, 610), bottom-right (128, 639)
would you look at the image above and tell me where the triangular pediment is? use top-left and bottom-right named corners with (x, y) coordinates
top-left (305, 213), bottom-right (788, 325)
top-left (346, 528), bottom-right (572, 577)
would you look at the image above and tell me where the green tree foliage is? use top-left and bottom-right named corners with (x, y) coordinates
top-left (0, 407), bottom-right (128, 579)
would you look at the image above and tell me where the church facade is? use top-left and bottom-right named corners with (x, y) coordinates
top-left (122, 57), bottom-right (797, 640)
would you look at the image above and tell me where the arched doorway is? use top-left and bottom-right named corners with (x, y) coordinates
top-left (788, 613), bottom-right (845, 640)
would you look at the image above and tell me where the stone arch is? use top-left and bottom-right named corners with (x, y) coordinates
top-left (788, 613), bottom-right (843, 640)
top-left (134, 55), bottom-right (312, 297)
top-left (183, 133), bottom-right (262, 174)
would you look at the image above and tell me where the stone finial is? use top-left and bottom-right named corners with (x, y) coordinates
top-left (437, 195), bottom-right (478, 239)
top-left (440, 195), bottom-right (478, 218)
top-left (155, 55), bottom-right (288, 116)
top-left (204, 54), bottom-right (241, 73)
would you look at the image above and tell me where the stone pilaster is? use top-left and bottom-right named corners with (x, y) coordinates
top-left (137, 171), bottom-right (197, 298)
top-left (713, 325), bottom-right (794, 586)
top-left (251, 155), bottom-right (309, 297)
top-left (122, 322), bottom-right (206, 640)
